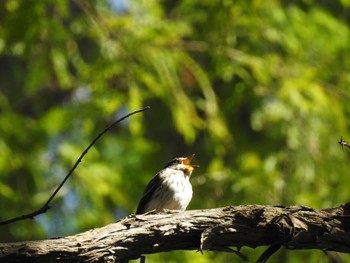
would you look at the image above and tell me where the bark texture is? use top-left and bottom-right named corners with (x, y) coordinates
top-left (1, 204), bottom-right (350, 262)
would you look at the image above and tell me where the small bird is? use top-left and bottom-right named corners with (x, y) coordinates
top-left (136, 154), bottom-right (199, 214)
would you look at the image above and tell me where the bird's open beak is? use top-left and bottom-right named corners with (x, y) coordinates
top-left (182, 154), bottom-right (199, 171)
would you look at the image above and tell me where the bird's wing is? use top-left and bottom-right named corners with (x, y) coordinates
top-left (136, 172), bottom-right (164, 214)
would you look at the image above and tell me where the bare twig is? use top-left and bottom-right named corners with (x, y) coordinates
top-left (339, 136), bottom-right (350, 151)
top-left (0, 106), bottom-right (150, 226)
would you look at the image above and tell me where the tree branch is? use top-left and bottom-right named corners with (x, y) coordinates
top-left (0, 106), bottom-right (151, 226)
top-left (339, 136), bottom-right (350, 151)
top-left (1, 204), bottom-right (350, 262)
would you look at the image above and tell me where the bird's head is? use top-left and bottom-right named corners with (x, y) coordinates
top-left (164, 154), bottom-right (199, 176)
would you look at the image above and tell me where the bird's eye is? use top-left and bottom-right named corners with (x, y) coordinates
top-left (164, 158), bottom-right (183, 168)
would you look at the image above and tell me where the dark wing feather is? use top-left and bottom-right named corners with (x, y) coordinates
top-left (136, 172), bottom-right (164, 214)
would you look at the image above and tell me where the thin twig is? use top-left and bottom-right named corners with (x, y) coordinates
top-left (339, 136), bottom-right (350, 151)
top-left (0, 106), bottom-right (150, 226)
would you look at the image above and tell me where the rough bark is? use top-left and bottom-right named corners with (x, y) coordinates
top-left (1, 204), bottom-right (350, 262)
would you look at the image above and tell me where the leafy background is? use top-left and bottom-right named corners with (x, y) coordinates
top-left (1, 0), bottom-right (350, 262)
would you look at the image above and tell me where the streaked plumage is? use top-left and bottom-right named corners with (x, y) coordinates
top-left (136, 155), bottom-right (199, 214)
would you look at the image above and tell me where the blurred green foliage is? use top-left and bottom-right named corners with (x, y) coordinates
top-left (1, 0), bottom-right (350, 262)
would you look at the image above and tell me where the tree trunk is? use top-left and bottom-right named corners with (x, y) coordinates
top-left (1, 204), bottom-right (350, 262)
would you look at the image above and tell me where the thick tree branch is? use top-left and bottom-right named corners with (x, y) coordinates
top-left (1, 204), bottom-right (350, 262)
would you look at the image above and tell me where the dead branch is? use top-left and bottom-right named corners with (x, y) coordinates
top-left (339, 136), bottom-right (350, 151)
top-left (0, 106), bottom-right (150, 226)
top-left (1, 204), bottom-right (350, 262)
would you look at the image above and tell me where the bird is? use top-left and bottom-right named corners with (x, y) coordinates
top-left (136, 154), bottom-right (199, 214)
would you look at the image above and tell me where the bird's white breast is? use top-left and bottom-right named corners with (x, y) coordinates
top-left (163, 169), bottom-right (193, 210)
top-left (146, 168), bottom-right (193, 212)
